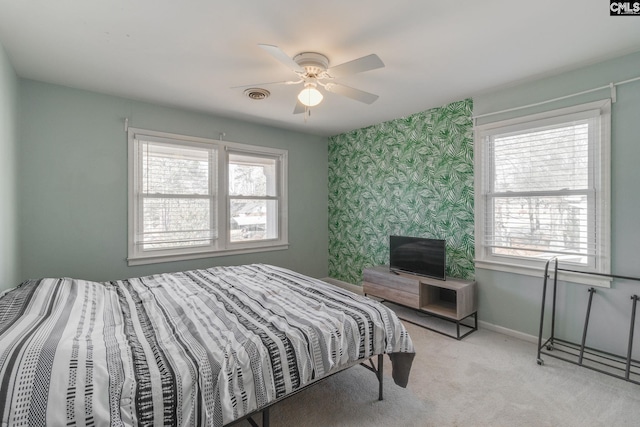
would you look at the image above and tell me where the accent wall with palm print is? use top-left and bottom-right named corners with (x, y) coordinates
top-left (328, 98), bottom-right (474, 284)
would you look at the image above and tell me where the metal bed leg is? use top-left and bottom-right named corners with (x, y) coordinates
top-left (236, 354), bottom-right (386, 427)
top-left (377, 354), bottom-right (384, 401)
top-left (625, 295), bottom-right (639, 380)
top-left (362, 355), bottom-right (385, 400)
top-left (578, 288), bottom-right (596, 365)
top-left (247, 416), bottom-right (259, 427)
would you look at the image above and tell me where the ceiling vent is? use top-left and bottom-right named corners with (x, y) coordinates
top-left (244, 88), bottom-right (270, 100)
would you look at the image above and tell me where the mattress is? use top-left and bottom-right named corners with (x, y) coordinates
top-left (0, 264), bottom-right (414, 426)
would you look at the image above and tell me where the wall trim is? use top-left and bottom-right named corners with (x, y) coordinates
top-left (478, 320), bottom-right (538, 343)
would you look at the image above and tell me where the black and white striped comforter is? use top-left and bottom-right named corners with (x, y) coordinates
top-left (0, 264), bottom-right (414, 426)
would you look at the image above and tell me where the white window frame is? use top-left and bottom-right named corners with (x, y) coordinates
top-left (474, 100), bottom-right (611, 286)
top-left (127, 127), bottom-right (288, 266)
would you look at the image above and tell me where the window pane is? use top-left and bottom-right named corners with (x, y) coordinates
top-left (490, 194), bottom-right (589, 263)
top-left (492, 123), bottom-right (589, 193)
top-left (143, 142), bottom-right (210, 195)
top-left (228, 153), bottom-right (277, 197)
top-left (142, 197), bottom-right (215, 250)
top-left (230, 199), bottom-right (278, 242)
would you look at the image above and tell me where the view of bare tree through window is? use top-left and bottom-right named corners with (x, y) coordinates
top-left (229, 163), bottom-right (267, 196)
top-left (141, 142), bottom-right (216, 250)
top-left (488, 122), bottom-right (591, 264)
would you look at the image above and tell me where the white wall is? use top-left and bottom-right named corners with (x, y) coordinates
top-left (474, 51), bottom-right (640, 356)
top-left (0, 41), bottom-right (19, 290)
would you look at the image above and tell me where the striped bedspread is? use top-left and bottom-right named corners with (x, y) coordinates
top-left (0, 264), bottom-right (414, 426)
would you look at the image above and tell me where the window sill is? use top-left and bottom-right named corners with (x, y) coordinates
top-left (128, 244), bottom-right (289, 266)
top-left (474, 259), bottom-right (612, 288)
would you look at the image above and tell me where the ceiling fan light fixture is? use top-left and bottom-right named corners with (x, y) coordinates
top-left (297, 83), bottom-right (323, 107)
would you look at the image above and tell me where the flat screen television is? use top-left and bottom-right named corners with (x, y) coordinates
top-left (389, 235), bottom-right (446, 280)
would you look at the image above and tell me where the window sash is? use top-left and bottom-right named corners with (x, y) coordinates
top-left (483, 121), bottom-right (596, 266)
top-left (135, 137), bottom-right (217, 253)
top-left (229, 197), bottom-right (280, 243)
top-left (137, 193), bottom-right (218, 250)
top-left (484, 184), bottom-right (596, 263)
top-left (227, 150), bottom-right (279, 197)
top-left (474, 99), bottom-right (611, 279)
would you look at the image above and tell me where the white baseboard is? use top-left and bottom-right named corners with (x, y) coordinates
top-left (478, 320), bottom-right (538, 343)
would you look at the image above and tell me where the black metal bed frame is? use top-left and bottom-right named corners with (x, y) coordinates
top-left (536, 257), bottom-right (640, 384)
top-left (225, 354), bottom-right (384, 427)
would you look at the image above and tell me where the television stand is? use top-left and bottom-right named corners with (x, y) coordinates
top-left (363, 265), bottom-right (477, 340)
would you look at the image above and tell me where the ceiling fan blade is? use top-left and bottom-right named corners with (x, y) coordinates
top-left (293, 100), bottom-right (306, 114)
top-left (258, 44), bottom-right (305, 73)
top-left (327, 54), bottom-right (384, 78)
top-left (325, 83), bottom-right (379, 104)
top-left (230, 80), bottom-right (301, 89)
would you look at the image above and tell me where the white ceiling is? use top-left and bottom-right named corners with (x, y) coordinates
top-left (1, 1), bottom-right (639, 137)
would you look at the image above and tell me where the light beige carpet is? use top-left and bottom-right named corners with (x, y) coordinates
top-left (241, 321), bottom-right (640, 427)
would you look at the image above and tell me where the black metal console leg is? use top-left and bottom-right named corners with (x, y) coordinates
top-left (262, 407), bottom-right (270, 427)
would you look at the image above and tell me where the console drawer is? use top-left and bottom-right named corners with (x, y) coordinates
top-left (363, 282), bottom-right (420, 309)
top-left (363, 267), bottom-right (420, 294)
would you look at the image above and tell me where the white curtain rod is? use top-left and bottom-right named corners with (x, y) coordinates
top-left (473, 75), bottom-right (640, 122)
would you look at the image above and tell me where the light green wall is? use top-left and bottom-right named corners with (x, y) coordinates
top-left (18, 80), bottom-right (328, 282)
top-left (0, 42), bottom-right (19, 290)
top-left (474, 51), bottom-right (640, 356)
top-left (328, 99), bottom-right (474, 284)
top-left (9, 47), bottom-right (640, 358)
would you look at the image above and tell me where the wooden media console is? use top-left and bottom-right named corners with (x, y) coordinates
top-left (363, 265), bottom-right (478, 339)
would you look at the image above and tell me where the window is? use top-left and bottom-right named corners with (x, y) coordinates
top-left (128, 128), bottom-right (288, 265)
top-left (474, 100), bottom-right (610, 281)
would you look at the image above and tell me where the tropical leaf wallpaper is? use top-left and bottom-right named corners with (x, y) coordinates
top-left (328, 98), bottom-right (474, 284)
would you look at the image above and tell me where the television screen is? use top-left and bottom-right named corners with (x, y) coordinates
top-left (389, 236), bottom-right (446, 280)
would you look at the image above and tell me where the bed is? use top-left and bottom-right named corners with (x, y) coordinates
top-left (0, 264), bottom-right (414, 426)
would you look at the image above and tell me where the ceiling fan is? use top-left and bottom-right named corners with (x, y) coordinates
top-left (238, 44), bottom-right (385, 114)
